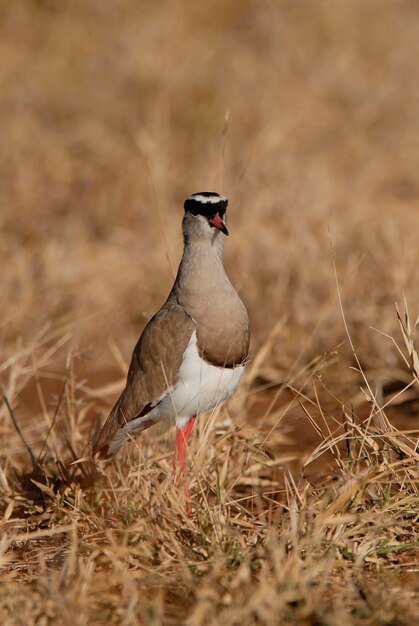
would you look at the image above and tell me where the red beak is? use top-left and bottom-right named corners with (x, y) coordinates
top-left (209, 212), bottom-right (229, 236)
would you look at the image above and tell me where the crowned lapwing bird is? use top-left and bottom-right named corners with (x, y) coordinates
top-left (92, 192), bottom-right (250, 509)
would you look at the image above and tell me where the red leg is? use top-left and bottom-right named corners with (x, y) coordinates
top-left (183, 416), bottom-right (196, 441)
top-left (172, 417), bottom-right (196, 514)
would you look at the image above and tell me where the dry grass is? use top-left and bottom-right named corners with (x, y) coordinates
top-left (1, 1), bottom-right (419, 624)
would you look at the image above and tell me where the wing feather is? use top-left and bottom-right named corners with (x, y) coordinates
top-left (92, 302), bottom-right (195, 457)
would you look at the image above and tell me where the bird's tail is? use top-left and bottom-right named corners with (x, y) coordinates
top-left (90, 395), bottom-right (124, 460)
top-left (90, 395), bottom-right (156, 460)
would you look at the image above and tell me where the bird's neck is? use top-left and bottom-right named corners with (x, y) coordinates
top-left (172, 236), bottom-right (229, 295)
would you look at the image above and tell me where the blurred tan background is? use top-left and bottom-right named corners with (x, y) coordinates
top-left (1, 0), bottom-right (419, 391)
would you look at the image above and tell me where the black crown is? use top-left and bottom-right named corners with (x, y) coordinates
top-left (184, 192), bottom-right (228, 218)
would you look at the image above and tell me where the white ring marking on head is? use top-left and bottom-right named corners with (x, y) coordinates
top-left (187, 193), bottom-right (227, 204)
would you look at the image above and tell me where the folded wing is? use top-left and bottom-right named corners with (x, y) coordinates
top-left (92, 302), bottom-right (195, 458)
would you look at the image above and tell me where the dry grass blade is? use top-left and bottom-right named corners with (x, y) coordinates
top-left (396, 295), bottom-right (419, 385)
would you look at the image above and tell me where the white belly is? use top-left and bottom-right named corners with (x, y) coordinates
top-left (118, 330), bottom-right (245, 442)
top-left (164, 332), bottom-right (244, 428)
top-left (157, 331), bottom-right (245, 428)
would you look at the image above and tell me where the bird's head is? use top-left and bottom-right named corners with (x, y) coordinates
top-left (183, 192), bottom-right (229, 242)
